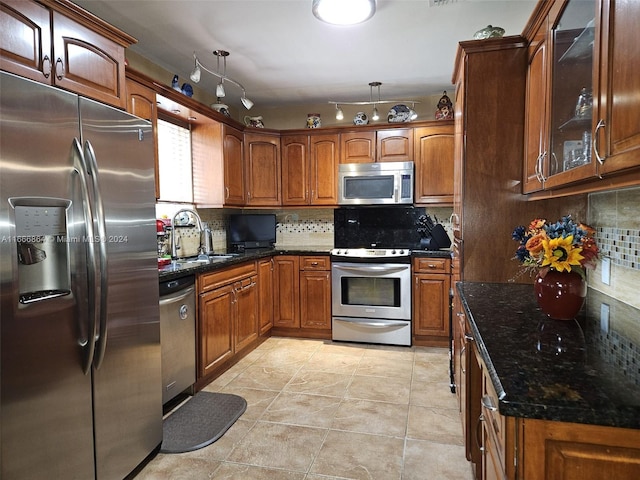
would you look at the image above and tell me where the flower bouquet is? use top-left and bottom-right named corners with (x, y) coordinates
top-left (512, 215), bottom-right (600, 320)
top-left (512, 215), bottom-right (599, 279)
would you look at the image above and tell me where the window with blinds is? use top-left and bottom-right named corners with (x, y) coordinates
top-left (157, 118), bottom-right (193, 203)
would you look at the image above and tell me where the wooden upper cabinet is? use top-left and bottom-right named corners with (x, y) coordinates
top-left (223, 125), bottom-right (245, 206)
top-left (192, 120), bottom-right (224, 208)
top-left (377, 128), bottom-right (413, 162)
top-left (0, 0), bottom-right (133, 109)
top-left (341, 131), bottom-right (375, 163)
top-left (414, 122), bottom-right (454, 205)
top-left (125, 76), bottom-right (160, 197)
top-left (0, 0), bottom-right (51, 82)
top-left (281, 135), bottom-right (310, 205)
top-left (244, 131), bottom-right (281, 206)
top-left (281, 133), bottom-right (338, 206)
top-left (523, 0), bottom-right (640, 196)
top-left (125, 77), bottom-right (156, 121)
top-left (309, 133), bottom-right (339, 205)
top-left (340, 128), bottom-right (413, 163)
top-left (594, 0), bottom-right (640, 175)
top-left (523, 16), bottom-right (549, 194)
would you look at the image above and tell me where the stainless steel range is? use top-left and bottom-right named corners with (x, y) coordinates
top-left (331, 247), bottom-right (412, 346)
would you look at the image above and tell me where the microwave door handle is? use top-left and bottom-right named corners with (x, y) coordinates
top-left (84, 140), bottom-right (109, 370)
top-left (71, 138), bottom-right (98, 374)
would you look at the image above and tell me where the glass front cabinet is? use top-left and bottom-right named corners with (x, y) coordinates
top-left (523, 0), bottom-right (640, 194)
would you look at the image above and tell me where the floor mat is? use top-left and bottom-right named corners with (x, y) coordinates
top-left (160, 391), bottom-right (247, 454)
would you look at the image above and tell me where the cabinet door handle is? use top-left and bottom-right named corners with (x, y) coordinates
top-left (476, 414), bottom-right (485, 453)
top-left (55, 57), bottom-right (64, 80)
top-left (535, 151), bottom-right (545, 183)
top-left (42, 55), bottom-right (51, 78)
top-left (464, 333), bottom-right (474, 342)
top-left (460, 345), bottom-right (466, 374)
top-left (594, 119), bottom-right (606, 164)
top-left (225, 186), bottom-right (230, 200)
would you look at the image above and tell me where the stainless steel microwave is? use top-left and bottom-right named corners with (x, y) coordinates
top-left (338, 161), bottom-right (414, 205)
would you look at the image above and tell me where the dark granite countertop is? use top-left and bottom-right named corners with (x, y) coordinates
top-left (457, 282), bottom-right (640, 429)
top-left (158, 246), bottom-right (332, 281)
top-left (411, 249), bottom-right (453, 259)
top-left (159, 247), bottom-right (451, 280)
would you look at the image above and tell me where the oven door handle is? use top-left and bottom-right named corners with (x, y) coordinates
top-left (335, 318), bottom-right (406, 328)
top-left (333, 265), bottom-right (408, 274)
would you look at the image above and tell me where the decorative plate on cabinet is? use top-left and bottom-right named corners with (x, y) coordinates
top-left (353, 112), bottom-right (369, 125)
top-left (387, 104), bottom-right (412, 123)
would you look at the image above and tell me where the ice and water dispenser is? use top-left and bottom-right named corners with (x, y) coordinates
top-left (14, 202), bottom-right (71, 304)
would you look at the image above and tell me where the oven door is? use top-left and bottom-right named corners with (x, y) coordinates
top-left (331, 262), bottom-right (411, 320)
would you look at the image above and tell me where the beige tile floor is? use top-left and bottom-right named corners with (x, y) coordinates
top-left (136, 337), bottom-right (474, 480)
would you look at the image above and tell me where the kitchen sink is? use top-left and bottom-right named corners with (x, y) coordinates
top-left (172, 253), bottom-right (239, 267)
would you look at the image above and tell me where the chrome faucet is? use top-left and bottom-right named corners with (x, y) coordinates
top-left (170, 208), bottom-right (204, 259)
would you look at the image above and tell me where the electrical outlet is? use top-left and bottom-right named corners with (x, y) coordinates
top-left (600, 303), bottom-right (610, 333)
top-left (601, 257), bottom-right (611, 285)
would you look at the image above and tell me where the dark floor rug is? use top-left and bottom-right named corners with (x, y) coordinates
top-left (160, 391), bottom-right (247, 454)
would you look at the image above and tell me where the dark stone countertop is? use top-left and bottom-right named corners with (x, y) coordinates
top-left (411, 249), bottom-right (453, 259)
top-left (159, 247), bottom-right (452, 281)
top-left (158, 246), bottom-right (332, 281)
top-left (457, 282), bottom-right (640, 429)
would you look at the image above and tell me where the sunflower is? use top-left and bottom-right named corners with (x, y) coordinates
top-left (541, 235), bottom-right (584, 272)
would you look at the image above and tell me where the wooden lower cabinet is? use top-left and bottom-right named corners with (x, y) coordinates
top-left (463, 336), bottom-right (640, 480)
top-left (273, 255), bottom-right (300, 328)
top-left (412, 257), bottom-right (451, 347)
top-left (197, 262), bottom-right (258, 385)
top-left (198, 283), bottom-right (234, 379)
top-left (299, 257), bottom-right (331, 330)
top-left (257, 258), bottom-right (274, 335)
top-left (273, 255), bottom-right (331, 338)
top-left (520, 419), bottom-right (640, 480)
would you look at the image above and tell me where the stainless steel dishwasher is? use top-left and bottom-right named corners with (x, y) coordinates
top-left (159, 275), bottom-right (196, 405)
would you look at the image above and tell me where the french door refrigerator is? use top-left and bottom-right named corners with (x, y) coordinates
top-left (0, 71), bottom-right (162, 479)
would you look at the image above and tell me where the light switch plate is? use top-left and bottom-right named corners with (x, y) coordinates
top-left (600, 303), bottom-right (610, 333)
top-left (601, 256), bottom-right (611, 285)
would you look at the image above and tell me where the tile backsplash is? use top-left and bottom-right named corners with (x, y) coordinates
top-left (589, 186), bottom-right (640, 309)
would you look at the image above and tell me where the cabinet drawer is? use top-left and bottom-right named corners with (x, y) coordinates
top-left (300, 255), bottom-right (330, 271)
top-left (199, 261), bottom-right (257, 292)
top-left (413, 257), bottom-right (450, 274)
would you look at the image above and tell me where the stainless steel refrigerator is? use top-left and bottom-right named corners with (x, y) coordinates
top-left (0, 71), bottom-right (162, 479)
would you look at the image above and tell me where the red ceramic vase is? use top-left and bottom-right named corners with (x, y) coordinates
top-left (534, 270), bottom-right (587, 320)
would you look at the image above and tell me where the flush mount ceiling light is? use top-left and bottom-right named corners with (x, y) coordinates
top-left (329, 82), bottom-right (420, 120)
top-left (312, 0), bottom-right (376, 25)
top-left (189, 50), bottom-right (253, 110)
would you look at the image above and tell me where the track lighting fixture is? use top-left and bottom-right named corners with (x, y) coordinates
top-left (189, 50), bottom-right (253, 110)
top-left (329, 82), bottom-right (420, 122)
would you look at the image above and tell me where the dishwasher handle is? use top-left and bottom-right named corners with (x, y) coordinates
top-left (159, 285), bottom-right (195, 306)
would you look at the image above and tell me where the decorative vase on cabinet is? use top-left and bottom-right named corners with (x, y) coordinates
top-left (533, 270), bottom-right (586, 320)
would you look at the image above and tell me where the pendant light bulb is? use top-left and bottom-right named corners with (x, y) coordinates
top-left (190, 65), bottom-right (201, 83)
top-left (335, 104), bottom-right (344, 120)
top-left (216, 81), bottom-right (225, 98)
top-left (372, 105), bottom-right (379, 121)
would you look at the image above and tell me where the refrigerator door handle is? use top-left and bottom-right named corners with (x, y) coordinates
top-left (84, 140), bottom-right (109, 370)
top-left (71, 138), bottom-right (99, 374)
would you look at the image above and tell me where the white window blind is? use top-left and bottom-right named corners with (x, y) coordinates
top-left (157, 118), bottom-right (193, 203)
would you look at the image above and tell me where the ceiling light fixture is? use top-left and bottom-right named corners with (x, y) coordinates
top-left (189, 50), bottom-right (253, 110)
top-left (312, 0), bottom-right (376, 26)
top-left (329, 82), bottom-right (420, 121)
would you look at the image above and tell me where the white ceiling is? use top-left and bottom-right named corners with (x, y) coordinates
top-left (74, 0), bottom-right (538, 109)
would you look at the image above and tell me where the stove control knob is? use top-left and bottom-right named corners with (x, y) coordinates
top-left (391, 249), bottom-right (396, 255)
